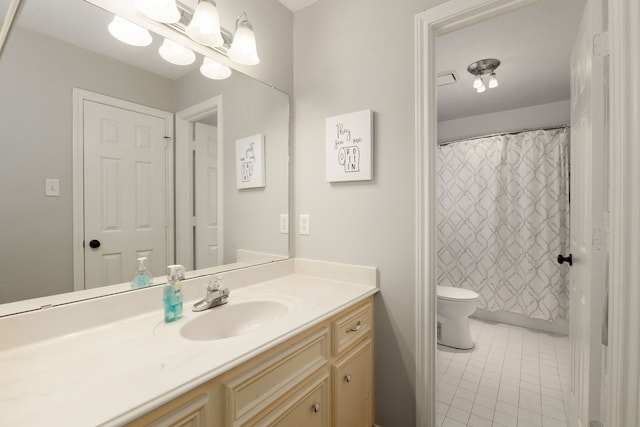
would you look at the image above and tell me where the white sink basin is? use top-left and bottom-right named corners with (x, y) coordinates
top-left (180, 300), bottom-right (290, 341)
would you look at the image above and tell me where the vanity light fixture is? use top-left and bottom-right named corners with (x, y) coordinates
top-left (159, 38), bottom-right (196, 65)
top-left (135, 0), bottom-right (180, 24)
top-left (467, 58), bottom-right (500, 93)
top-left (228, 13), bottom-right (260, 65)
top-left (200, 57), bottom-right (232, 80)
top-left (185, 0), bottom-right (224, 48)
top-left (108, 16), bottom-right (152, 47)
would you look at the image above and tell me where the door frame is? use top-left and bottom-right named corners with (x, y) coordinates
top-left (607, 1), bottom-right (640, 426)
top-left (72, 88), bottom-right (175, 291)
top-left (175, 96), bottom-right (224, 270)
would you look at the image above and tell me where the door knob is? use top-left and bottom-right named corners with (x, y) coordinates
top-left (557, 254), bottom-right (572, 266)
top-left (89, 239), bottom-right (101, 249)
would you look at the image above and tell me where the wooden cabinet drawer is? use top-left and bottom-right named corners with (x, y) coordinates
top-left (332, 300), bottom-right (372, 355)
top-left (253, 371), bottom-right (330, 427)
top-left (225, 327), bottom-right (329, 426)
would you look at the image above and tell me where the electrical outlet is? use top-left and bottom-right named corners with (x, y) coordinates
top-left (299, 214), bottom-right (310, 235)
top-left (279, 214), bottom-right (289, 234)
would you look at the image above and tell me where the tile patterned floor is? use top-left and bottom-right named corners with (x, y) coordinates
top-left (436, 318), bottom-right (570, 427)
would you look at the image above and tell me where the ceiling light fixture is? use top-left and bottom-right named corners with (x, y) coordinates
top-left (135, 0), bottom-right (180, 24)
top-left (159, 38), bottom-right (196, 65)
top-left (200, 57), bottom-right (232, 80)
top-left (467, 58), bottom-right (500, 93)
top-left (185, 0), bottom-right (224, 48)
top-left (108, 16), bottom-right (152, 47)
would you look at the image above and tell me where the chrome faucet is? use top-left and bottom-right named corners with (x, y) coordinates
top-left (193, 275), bottom-right (230, 312)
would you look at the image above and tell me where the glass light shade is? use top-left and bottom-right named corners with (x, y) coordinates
top-left (200, 57), bottom-right (232, 80)
top-left (488, 72), bottom-right (499, 88)
top-left (159, 39), bottom-right (196, 65)
top-left (228, 17), bottom-right (260, 65)
top-left (473, 75), bottom-right (483, 89)
top-left (476, 84), bottom-right (486, 93)
top-left (135, 0), bottom-right (180, 24)
top-left (185, 1), bottom-right (224, 48)
top-left (108, 16), bottom-right (152, 47)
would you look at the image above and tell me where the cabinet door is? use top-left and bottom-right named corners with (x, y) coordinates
top-left (146, 393), bottom-right (209, 427)
top-left (253, 372), bottom-right (330, 427)
top-left (332, 339), bottom-right (373, 427)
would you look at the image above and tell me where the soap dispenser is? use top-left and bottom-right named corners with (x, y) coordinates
top-left (131, 257), bottom-right (153, 289)
top-left (163, 265), bottom-right (184, 323)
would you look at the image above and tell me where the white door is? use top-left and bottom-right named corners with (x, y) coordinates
top-left (83, 100), bottom-right (171, 288)
top-left (193, 122), bottom-right (221, 269)
top-left (568, 0), bottom-right (607, 425)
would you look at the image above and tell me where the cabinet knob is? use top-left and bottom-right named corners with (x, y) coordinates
top-left (345, 320), bottom-right (362, 333)
top-left (312, 402), bottom-right (320, 413)
top-left (345, 374), bottom-right (352, 383)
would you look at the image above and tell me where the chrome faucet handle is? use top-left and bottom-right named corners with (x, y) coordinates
top-left (207, 275), bottom-right (223, 292)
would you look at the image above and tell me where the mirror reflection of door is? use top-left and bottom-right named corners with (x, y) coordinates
top-left (79, 90), bottom-right (173, 289)
top-left (193, 119), bottom-right (221, 269)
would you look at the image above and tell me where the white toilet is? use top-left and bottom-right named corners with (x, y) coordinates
top-left (437, 285), bottom-right (480, 350)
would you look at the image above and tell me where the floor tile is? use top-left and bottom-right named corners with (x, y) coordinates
top-left (436, 318), bottom-right (569, 427)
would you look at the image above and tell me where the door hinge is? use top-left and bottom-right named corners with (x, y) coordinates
top-left (163, 136), bottom-right (171, 149)
top-left (589, 421), bottom-right (604, 427)
top-left (593, 228), bottom-right (607, 252)
top-left (593, 31), bottom-right (609, 57)
top-left (191, 139), bottom-right (197, 151)
top-left (191, 216), bottom-right (197, 227)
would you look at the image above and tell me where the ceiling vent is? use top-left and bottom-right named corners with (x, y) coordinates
top-left (437, 70), bottom-right (459, 87)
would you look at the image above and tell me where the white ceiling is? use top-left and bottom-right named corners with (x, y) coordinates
top-left (436, 0), bottom-right (586, 122)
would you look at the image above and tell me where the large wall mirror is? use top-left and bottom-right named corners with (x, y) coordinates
top-left (0, 0), bottom-right (290, 314)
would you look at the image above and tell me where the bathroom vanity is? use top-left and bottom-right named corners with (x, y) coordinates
top-left (0, 259), bottom-right (377, 426)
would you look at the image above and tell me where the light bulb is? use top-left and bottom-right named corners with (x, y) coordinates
top-left (159, 39), bottom-right (196, 65)
top-left (200, 57), bottom-right (232, 80)
top-left (477, 84), bottom-right (486, 93)
top-left (228, 14), bottom-right (260, 65)
top-left (108, 16), bottom-right (152, 47)
top-left (135, 0), bottom-right (180, 24)
top-left (473, 75), bottom-right (483, 89)
top-left (488, 72), bottom-right (499, 89)
top-left (186, 1), bottom-right (224, 48)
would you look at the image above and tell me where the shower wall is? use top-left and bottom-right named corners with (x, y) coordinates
top-left (436, 128), bottom-right (570, 321)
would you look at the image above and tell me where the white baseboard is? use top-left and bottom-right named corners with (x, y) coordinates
top-left (472, 308), bottom-right (569, 335)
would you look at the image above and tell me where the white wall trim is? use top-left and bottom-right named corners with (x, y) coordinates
top-left (72, 89), bottom-right (174, 291)
top-left (414, 1), bottom-right (541, 426)
top-left (607, 1), bottom-right (640, 426)
top-left (0, 0), bottom-right (21, 56)
top-left (175, 96), bottom-right (224, 270)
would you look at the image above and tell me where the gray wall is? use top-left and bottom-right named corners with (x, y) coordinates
top-left (0, 28), bottom-right (174, 303)
top-left (292, 0), bottom-right (447, 425)
top-left (175, 69), bottom-right (290, 263)
top-left (437, 100), bottom-right (571, 143)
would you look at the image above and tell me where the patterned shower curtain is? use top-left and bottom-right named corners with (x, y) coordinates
top-left (436, 128), bottom-right (570, 321)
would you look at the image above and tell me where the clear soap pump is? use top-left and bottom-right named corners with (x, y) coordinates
top-left (163, 265), bottom-right (184, 323)
top-left (131, 257), bottom-right (153, 289)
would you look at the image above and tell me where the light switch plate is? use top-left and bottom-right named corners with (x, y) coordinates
top-left (299, 214), bottom-right (310, 235)
top-left (45, 178), bottom-right (60, 197)
top-left (279, 214), bottom-right (289, 234)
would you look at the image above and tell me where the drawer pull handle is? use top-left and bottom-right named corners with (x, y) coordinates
top-left (345, 374), bottom-right (352, 383)
top-left (345, 320), bottom-right (362, 333)
top-left (313, 403), bottom-right (320, 413)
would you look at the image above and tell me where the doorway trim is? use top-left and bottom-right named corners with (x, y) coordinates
top-left (175, 96), bottom-right (224, 270)
top-left (72, 88), bottom-right (175, 291)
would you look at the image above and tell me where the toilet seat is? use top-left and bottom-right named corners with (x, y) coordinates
top-left (437, 286), bottom-right (479, 301)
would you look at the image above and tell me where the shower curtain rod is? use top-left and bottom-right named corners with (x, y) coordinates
top-left (437, 123), bottom-right (570, 146)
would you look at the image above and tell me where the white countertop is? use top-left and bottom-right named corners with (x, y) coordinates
top-left (0, 259), bottom-right (377, 426)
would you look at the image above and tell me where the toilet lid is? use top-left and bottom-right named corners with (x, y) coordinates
top-left (437, 286), bottom-right (479, 301)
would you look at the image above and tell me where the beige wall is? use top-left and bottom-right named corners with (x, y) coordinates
top-left (292, 0), bottom-right (446, 424)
